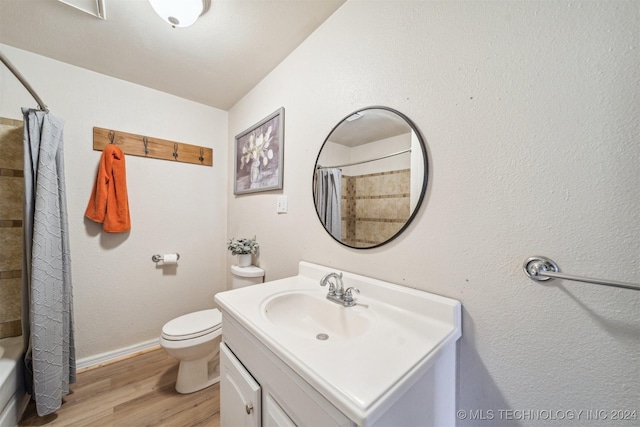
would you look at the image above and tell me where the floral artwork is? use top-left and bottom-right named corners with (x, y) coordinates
top-left (234, 108), bottom-right (284, 194)
top-left (241, 127), bottom-right (273, 174)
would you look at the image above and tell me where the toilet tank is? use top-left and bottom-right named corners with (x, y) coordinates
top-left (230, 265), bottom-right (265, 289)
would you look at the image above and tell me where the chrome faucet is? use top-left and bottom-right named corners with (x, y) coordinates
top-left (320, 272), bottom-right (343, 297)
top-left (320, 272), bottom-right (360, 307)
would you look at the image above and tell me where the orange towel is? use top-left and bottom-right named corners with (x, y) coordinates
top-left (85, 144), bottom-right (131, 233)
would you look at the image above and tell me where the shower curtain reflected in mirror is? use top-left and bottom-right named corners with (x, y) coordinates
top-left (22, 108), bottom-right (76, 416)
top-left (315, 168), bottom-right (342, 241)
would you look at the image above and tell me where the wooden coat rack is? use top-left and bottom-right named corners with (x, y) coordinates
top-left (93, 127), bottom-right (213, 166)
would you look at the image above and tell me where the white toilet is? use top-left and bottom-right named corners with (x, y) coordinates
top-left (160, 264), bottom-right (265, 393)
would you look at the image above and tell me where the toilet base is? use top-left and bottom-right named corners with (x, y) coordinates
top-left (175, 350), bottom-right (220, 394)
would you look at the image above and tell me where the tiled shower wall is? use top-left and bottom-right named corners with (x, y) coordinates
top-left (0, 117), bottom-right (23, 339)
top-left (342, 169), bottom-right (410, 247)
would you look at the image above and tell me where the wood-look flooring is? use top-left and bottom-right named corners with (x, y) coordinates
top-left (19, 348), bottom-right (220, 427)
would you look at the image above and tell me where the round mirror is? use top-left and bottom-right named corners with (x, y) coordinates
top-left (313, 106), bottom-right (428, 249)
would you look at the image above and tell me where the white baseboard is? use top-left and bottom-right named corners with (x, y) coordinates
top-left (76, 338), bottom-right (161, 371)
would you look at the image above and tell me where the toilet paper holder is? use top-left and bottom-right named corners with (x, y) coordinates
top-left (152, 253), bottom-right (180, 263)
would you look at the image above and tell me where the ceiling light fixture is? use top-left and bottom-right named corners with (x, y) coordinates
top-left (148, 0), bottom-right (211, 28)
top-left (346, 112), bottom-right (363, 122)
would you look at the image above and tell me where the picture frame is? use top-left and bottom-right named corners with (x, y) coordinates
top-left (234, 107), bottom-right (285, 195)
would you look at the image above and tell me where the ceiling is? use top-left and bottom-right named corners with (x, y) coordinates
top-left (329, 108), bottom-right (412, 147)
top-left (0, 0), bottom-right (345, 110)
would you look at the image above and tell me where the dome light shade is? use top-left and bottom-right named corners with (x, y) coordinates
top-left (148, 0), bottom-right (210, 28)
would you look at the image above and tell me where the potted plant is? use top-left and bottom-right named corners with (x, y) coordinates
top-left (227, 237), bottom-right (259, 267)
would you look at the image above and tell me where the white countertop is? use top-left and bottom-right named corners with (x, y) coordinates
top-left (215, 261), bottom-right (461, 425)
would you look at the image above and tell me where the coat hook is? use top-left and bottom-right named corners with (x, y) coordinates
top-left (143, 137), bottom-right (149, 155)
top-left (109, 130), bottom-right (115, 144)
top-left (173, 143), bottom-right (179, 160)
top-left (199, 147), bottom-right (204, 162)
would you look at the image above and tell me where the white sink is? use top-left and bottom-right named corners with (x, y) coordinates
top-left (261, 290), bottom-right (374, 339)
top-left (215, 261), bottom-right (461, 425)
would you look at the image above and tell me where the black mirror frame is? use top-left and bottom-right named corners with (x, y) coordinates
top-left (313, 106), bottom-right (429, 249)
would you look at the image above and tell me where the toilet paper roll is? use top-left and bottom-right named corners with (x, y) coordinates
top-left (162, 253), bottom-right (178, 265)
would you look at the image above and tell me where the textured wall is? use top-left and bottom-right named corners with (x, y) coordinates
top-left (227, 1), bottom-right (639, 425)
top-left (0, 45), bottom-right (228, 361)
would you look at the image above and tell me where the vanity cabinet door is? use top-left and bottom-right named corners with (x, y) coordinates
top-left (220, 343), bottom-right (261, 427)
top-left (263, 393), bottom-right (296, 427)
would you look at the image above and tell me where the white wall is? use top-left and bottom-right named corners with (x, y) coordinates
top-left (319, 134), bottom-right (411, 175)
top-left (317, 140), bottom-right (351, 170)
top-left (348, 133), bottom-right (411, 176)
top-left (227, 1), bottom-right (639, 424)
top-left (1, 45), bottom-right (228, 361)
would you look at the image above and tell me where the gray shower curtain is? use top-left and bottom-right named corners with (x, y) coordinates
top-left (21, 108), bottom-right (76, 416)
top-left (315, 168), bottom-right (342, 240)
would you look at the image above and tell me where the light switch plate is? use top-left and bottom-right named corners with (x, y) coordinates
top-left (277, 196), bottom-right (288, 213)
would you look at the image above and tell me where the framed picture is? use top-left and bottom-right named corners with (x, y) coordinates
top-left (234, 107), bottom-right (285, 194)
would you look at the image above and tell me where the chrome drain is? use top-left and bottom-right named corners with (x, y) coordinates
top-left (316, 333), bottom-right (329, 341)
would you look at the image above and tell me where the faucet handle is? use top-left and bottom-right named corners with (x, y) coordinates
top-left (343, 287), bottom-right (360, 306)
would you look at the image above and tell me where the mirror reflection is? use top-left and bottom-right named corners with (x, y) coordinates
top-left (314, 107), bottom-right (428, 249)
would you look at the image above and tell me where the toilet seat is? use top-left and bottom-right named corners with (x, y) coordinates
top-left (161, 309), bottom-right (222, 341)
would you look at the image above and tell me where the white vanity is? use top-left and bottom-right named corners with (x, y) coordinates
top-left (214, 261), bottom-right (462, 427)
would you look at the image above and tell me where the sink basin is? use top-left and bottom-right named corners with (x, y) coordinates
top-left (261, 291), bottom-right (372, 339)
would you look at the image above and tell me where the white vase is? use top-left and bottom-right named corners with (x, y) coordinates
top-left (250, 159), bottom-right (261, 183)
top-left (237, 254), bottom-right (252, 267)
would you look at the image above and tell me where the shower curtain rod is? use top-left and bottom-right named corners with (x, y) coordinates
top-left (0, 50), bottom-right (49, 112)
top-left (317, 148), bottom-right (411, 170)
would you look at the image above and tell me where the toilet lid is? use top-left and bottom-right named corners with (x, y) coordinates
top-left (162, 309), bottom-right (222, 341)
